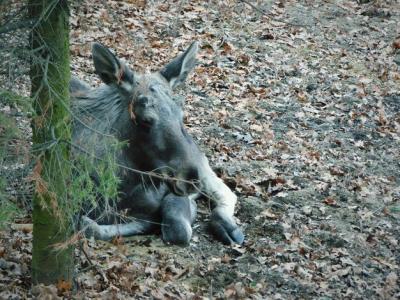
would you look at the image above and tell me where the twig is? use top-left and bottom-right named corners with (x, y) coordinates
top-left (238, 0), bottom-right (310, 28)
top-left (79, 238), bottom-right (94, 267)
top-left (78, 263), bottom-right (96, 273)
top-left (78, 242), bottom-right (109, 283)
top-left (77, 233), bottom-right (96, 274)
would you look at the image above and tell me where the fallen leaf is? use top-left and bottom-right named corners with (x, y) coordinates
top-left (57, 280), bottom-right (72, 293)
top-left (392, 38), bottom-right (400, 49)
top-left (324, 197), bottom-right (338, 207)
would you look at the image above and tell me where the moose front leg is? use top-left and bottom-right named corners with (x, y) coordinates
top-left (199, 156), bottom-right (244, 245)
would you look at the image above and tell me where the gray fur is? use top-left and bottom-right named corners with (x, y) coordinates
top-left (161, 41), bottom-right (199, 89)
top-left (72, 42), bottom-right (244, 245)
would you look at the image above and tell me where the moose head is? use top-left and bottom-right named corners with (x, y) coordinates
top-left (90, 42), bottom-right (202, 195)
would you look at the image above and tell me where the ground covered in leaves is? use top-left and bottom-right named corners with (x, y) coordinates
top-left (1, 0), bottom-right (400, 298)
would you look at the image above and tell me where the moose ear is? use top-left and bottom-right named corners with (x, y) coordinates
top-left (92, 43), bottom-right (134, 87)
top-left (160, 41), bottom-right (198, 89)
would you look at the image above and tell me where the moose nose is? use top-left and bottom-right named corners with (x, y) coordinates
top-left (186, 167), bottom-right (199, 182)
top-left (137, 95), bottom-right (148, 106)
top-left (169, 167), bottom-right (199, 196)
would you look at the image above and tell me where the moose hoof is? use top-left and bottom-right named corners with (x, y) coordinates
top-left (161, 219), bottom-right (192, 246)
top-left (209, 209), bottom-right (244, 245)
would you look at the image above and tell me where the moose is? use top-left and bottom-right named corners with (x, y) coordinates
top-left (71, 42), bottom-right (244, 245)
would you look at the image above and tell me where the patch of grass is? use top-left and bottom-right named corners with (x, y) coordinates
top-left (0, 111), bottom-right (21, 141)
top-left (0, 88), bottom-right (32, 112)
top-left (0, 111), bottom-right (23, 166)
top-left (0, 90), bottom-right (30, 228)
top-left (0, 178), bottom-right (21, 229)
top-left (0, 89), bottom-right (31, 161)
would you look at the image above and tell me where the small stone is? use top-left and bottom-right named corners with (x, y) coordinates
top-left (302, 206), bottom-right (312, 216)
top-left (0, 258), bottom-right (8, 269)
top-left (306, 83), bottom-right (318, 92)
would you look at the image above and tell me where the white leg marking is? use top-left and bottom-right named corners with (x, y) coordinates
top-left (198, 155), bottom-right (236, 217)
top-left (96, 222), bottom-right (147, 239)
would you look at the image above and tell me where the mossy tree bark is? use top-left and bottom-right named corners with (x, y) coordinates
top-left (29, 0), bottom-right (74, 285)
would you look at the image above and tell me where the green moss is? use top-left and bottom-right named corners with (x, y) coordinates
top-left (29, 0), bottom-right (74, 285)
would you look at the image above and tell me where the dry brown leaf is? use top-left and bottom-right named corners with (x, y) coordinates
top-left (392, 38), bottom-right (400, 49)
top-left (56, 280), bottom-right (72, 293)
top-left (256, 208), bottom-right (278, 220)
top-left (297, 91), bottom-right (307, 102)
top-left (250, 124), bottom-right (263, 132)
top-left (329, 166), bottom-right (345, 176)
top-left (220, 41), bottom-right (233, 54)
top-left (111, 235), bottom-right (124, 246)
top-left (324, 197), bottom-right (338, 207)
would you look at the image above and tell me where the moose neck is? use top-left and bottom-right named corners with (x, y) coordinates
top-left (84, 84), bottom-right (134, 140)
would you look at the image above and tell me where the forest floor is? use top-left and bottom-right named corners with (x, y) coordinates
top-left (1, 0), bottom-right (400, 299)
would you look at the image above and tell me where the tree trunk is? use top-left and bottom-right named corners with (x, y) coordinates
top-left (29, 0), bottom-right (74, 285)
